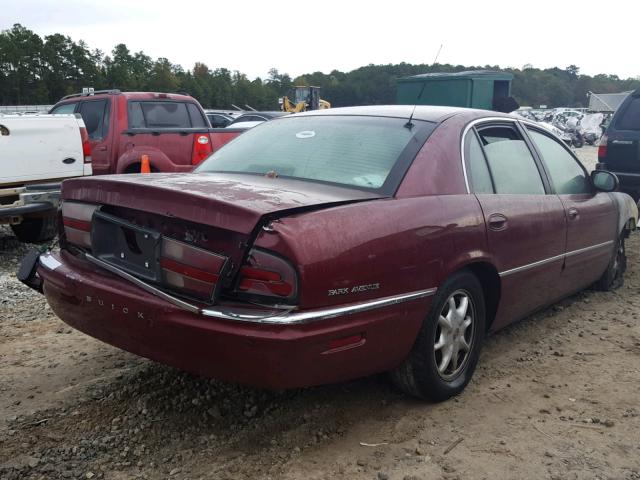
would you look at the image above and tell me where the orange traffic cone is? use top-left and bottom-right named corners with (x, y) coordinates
top-left (140, 154), bottom-right (151, 174)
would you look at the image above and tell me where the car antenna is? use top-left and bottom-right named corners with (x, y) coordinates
top-left (405, 81), bottom-right (427, 130)
top-left (406, 43), bottom-right (442, 130)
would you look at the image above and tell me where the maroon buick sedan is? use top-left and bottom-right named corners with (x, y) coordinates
top-left (22, 106), bottom-right (638, 401)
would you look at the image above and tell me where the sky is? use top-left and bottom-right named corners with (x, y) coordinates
top-left (2, 0), bottom-right (639, 80)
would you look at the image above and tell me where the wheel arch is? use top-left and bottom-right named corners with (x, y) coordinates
top-left (460, 261), bottom-right (501, 332)
top-left (116, 147), bottom-right (172, 174)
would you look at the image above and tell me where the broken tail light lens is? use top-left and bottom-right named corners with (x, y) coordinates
top-left (598, 133), bottom-right (608, 159)
top-left (237, 249), bottom-right (297, 302)
top-left (191, 134), bottom-right (213, 165)
top-left (160, 237), bottom-right (226, 301)
top-left (62, 201), bottom-right (99, 248)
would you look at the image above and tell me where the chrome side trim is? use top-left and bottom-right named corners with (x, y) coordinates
top-left (499, 252), bottom-right (565, 277)
top-left (84, 253), bottom-right (436, 324)
top-left (564, 240), bottom-right (614, 258)
top-left (200, 288), bottom-right (437, 325)
top-left (499, 240), bottom-right (614, 278)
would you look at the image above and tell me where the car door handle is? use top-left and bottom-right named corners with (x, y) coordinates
top-left (488, 213), bottom-right (508, 231)
top-left (568, 207), bottom-right (579, 220)
top-left (96, 145), bottom-right (107, 151)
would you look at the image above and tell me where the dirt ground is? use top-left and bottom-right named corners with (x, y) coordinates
top-left (1, 146), bottom-right (639, 480)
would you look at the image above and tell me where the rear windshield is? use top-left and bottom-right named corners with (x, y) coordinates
top-left (128, 101), bottom-right (207, 129)
top-left (195, 115), bottom-right (434, 191)
top-left (616, 97), bottom-right (640, 131)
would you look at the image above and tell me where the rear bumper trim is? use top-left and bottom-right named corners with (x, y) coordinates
top-left (43, 252), bottom-right (437, 325)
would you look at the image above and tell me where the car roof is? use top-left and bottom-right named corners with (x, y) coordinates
top-left (292, 105), bottom-right (513, 123)
top-left (57, 92), bottom-right (197, 103)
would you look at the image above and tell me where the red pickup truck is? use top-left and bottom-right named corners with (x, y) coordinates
top-left (49, 90), bottom-right (244, 174)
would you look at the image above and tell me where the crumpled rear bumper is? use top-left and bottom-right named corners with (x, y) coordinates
top-left (34, 250), bottom-right (432, 389)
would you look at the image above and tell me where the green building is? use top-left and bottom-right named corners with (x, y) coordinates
top-left (397, 70), bottom-right (514, 111)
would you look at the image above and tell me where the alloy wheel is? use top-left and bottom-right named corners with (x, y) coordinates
top-left (434, 289), bottom-right (476, 380)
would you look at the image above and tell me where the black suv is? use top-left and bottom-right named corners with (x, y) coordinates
top-left (599, 89), bottom-right (640, 200)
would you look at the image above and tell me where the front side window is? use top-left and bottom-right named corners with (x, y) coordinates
top-left (527, 128), bottom-right (591, 195)
top-left (477, 125), bottom-right (545, 195)
top-left (196, 115), bottom-right (434, 191)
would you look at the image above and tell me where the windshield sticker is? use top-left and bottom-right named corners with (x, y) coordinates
top-left (295, 130), bottom-right (316, 139)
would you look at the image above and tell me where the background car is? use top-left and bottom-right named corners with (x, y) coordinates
top-left (49, 90), bottom-right (213, 173)
top-left (204, 109), bottom-right (243, 128)
top-left (226, 111), bottom-right (290, 129)
top-left (598, 89), bottom-right (640, 200)
top-left (23, 106), bottom-right (637, 402)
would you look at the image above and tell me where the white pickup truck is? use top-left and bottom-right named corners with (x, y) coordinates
top-left (0, 113), bottom-right (91, 243)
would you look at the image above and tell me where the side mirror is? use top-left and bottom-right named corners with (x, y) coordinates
top-left (591, 170), bottom-right (619, 192)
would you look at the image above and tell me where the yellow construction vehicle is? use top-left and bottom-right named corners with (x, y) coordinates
top-left (279, 86), bottom-right (330, 113)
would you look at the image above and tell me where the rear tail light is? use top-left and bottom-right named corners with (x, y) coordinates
top-left (236, 249), bottom-right (297, 302)
top-left (79, 125), bottom-right (92, 163)
top-left (191, 134), bottom-right (213, 165)
top-left (160, 237), bottom-right (226, 301)
top-left (598, 134), bottom-right (608, 159)
top-left (62, 201), bottom-right (99, 248)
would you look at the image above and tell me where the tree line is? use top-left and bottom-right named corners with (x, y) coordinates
top-left (2, 23), bottom-right (639, 109)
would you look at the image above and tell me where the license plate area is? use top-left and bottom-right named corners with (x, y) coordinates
top-left (91, 210), bottom-right (162, 282)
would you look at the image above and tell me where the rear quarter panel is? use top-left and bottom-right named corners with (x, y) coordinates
top-left (254, 195), bottom-right (488, 310)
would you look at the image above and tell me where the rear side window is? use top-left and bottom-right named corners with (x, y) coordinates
top-left (79, 100), bottom-right (109, 140)
top-left (465, 132), bottom-right (494, 193)
top-left (50, 103), bottom-right (77, 114)
top-left (128, 101), bottom-right (204, 128)
top-left (187, 103), bottom-right (207, 128)
top-left (616, 97), bottom-right (640, 130)
top-left (477, 125), bottom-right (545, 195)
top-left (527, 128), bottom-right (591, 194)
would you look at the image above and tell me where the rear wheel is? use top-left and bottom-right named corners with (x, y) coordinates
top-left (391, 270), bottom-right (486, 401)
top-left (594, 233), bottom-right (627, 291)
top-left (11, 215), bottom-right (57, 244)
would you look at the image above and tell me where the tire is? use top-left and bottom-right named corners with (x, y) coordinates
top-left (391, 270), bottom-right (486, 401)
top-left (594, 233), bottom-right (626, 291)
top-left (11, 215), bottom-right (57, 244)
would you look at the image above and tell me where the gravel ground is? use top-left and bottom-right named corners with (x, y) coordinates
top-left (1, 146), bottom-right (639, 480)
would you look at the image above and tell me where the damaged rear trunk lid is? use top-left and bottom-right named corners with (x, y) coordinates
top-left (61, 172), bottom-right (382, 301)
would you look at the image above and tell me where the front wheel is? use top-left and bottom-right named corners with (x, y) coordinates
top-left (391, 270), bottom-right (486, 401)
